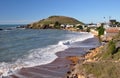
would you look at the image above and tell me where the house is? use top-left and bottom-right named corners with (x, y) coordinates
top-left (75, 24), bottom-right (85, 29)
top-left (109, 19), bottom-right (120, 27)
top-left (87, 23), bottom-right (97, 28)
top-left (49, 24), bottom-right (55, 28)
top-left (97, 23), bottom-right (102, 27)
top-left (66, 24), bottom-right (74, 28)
top-left (109, 20), bottom-right (116, 25)
top-left (60, 24), bottom-right (66, 28)
top-left (105, 27), bottom-right (120, 41)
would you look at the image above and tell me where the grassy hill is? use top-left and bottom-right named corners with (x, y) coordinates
top-left (27, 15), bottom-right (84, 29)
top-left (38, 16), bottom-right (84, 24)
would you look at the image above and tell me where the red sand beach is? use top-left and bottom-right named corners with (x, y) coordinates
top-left (8, 37), bottom-right (99, 78)
top-left (9, 48), bottom-right (88, 78)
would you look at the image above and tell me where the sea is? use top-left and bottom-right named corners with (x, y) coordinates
top-left (0, 25), bottom-right (100, 77)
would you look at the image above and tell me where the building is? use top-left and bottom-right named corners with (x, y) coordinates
top-left (105, 27), bottom-right (120, 41)
top-left (87, 23), bottom-right (97, 27)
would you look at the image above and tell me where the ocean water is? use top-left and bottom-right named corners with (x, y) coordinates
top-left (0, 25), bottom-right (99, 77)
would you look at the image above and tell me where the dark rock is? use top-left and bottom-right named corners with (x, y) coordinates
top-left (16, 25), bottom-right (26, 29)
top-left (89, 48), bottom-right (95, 50)
top-left (67, 71), bottom-right (71, 74)
top-left (0, 28), bottom-right (3, 30)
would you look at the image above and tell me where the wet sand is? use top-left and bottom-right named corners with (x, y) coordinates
top-left (9, 38), bottom-right (99, 78)
top-left (9, 47), bottom-right (88, 78)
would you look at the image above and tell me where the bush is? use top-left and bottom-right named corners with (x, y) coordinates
top-left (97, 25), bottom-right (105, 36)
top-left (54, 21), bottom-right (61, 29)
top-left (76, 25), bottom-right (83, 30)
top-left (86, 27), bottom-right (90, 32)
top-left (102, 40), bottom-right (116, 59)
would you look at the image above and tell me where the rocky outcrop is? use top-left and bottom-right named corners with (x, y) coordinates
top-left (0, 28), bottom-right (3, 30)
top-left (16, 25), bottom-right (26, 29)
top-left (65, 45), bottom-right (103, 78)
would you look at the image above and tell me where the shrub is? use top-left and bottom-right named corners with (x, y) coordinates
top-left (97, 24), bottom-right (105, 36)
top-left (102, 40), bottom-right (116, 59)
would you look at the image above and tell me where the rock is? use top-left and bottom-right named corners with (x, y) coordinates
top-left (78, 74), bottom-right (85, 78)
top-left (67, 56), bottom-right (79, 64)
top-left (16, 25), bottom-right (26, 29)
top-left (0, 28), bottom-right (3, 30)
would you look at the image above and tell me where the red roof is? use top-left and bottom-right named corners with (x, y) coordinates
top-left (106, 28), bottom-right (120, 33)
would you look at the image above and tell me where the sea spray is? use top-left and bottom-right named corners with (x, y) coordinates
top-left (0, 44), bottom-right (69, 77)
top-left (0, 29), bottom-right (94, 77)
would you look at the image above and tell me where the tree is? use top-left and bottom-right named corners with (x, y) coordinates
top-left (97, 24), bottom-right (105, 37)
top-left (77, 25), bottom-right (83, 30)
top-left (54, 21), bottom-right (61, 29)
top-left (86, 27), bottom-right (90, 32)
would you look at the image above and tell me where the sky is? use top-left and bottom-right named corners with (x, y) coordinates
top-left (0, 0), bottom-right (120, 24)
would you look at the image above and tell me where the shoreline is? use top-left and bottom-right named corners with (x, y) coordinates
top-left (8, 37), bottom-right (99, 78)
top-left (10, 48), bottom-right (86, 78)
top-left (0, 31), bottom-right (94, 77)
top-left (66, 45), bottom-right (103, 78)
top-left (0, 30), bottom-right (99, 77)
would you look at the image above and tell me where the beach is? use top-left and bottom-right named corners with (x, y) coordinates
top-left (0, 25), bottom-right (100, 78)
top-left (8, 37), bottom-right (100, 78)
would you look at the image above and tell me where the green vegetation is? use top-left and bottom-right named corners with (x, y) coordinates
top-left (76, 25), bottom-right (83, 30)
top-left (97, 24), bottom-right (105, 36)
top-left (86, 27), bottom-right (90, 32)
top-left (78, 33), bottom-right (120, 78)
top-left (99, 32), bottom-right (120, 60)
top-left (27, 15), bottom-right (84, 29)
top-left (43, 15), bottom-right (84, 25)
top-left (54, 21), bottom-right (61, 29)
top-left (101, 40), bottom-right (116, 59)
top-left (82, 62), bottom-right (120, 78)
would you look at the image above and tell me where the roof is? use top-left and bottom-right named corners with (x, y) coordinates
top-left (106, 28), bottom-right (120, 33)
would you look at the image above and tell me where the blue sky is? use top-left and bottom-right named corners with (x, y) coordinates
top-left (0, 0), bottom-right (120, 24)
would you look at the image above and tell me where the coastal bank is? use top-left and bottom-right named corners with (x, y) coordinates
top-left (65, 32), bottom-right (120, 78)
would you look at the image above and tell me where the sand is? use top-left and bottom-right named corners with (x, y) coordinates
top-left (9, 37), bottom-right (100, 78)
top-left (9, 47), bottom-right (88, 78)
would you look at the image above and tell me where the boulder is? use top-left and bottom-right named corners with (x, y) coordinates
top-left (0, 28), bottom-right (3, 30)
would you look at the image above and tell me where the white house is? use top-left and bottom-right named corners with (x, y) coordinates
top-left (66, 24), bottom-right (74, 28)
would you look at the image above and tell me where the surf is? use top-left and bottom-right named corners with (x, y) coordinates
top-left (0, 30), bottom-right (94, 77)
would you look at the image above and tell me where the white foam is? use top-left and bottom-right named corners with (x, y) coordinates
top-left (17, 44), bottom-right (68, 67)
top-left (58, 32), bottom-right (94, 46)
top-left (0, 32), bottom-right (94, 77)
top-left (0, 44), bottom-right (68, 77)
top-left (58, 41), bottom-right (70, 46)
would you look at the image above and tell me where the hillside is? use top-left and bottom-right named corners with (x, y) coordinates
top-left (38, 16), bottom-right (83, 24)
top-left (26, 15), bottom-right (84, 29)
top-left (66, 33), bottom-right (120, 78)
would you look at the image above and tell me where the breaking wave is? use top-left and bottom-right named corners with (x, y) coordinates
top-left (0, 32), bottom-right (94, 77)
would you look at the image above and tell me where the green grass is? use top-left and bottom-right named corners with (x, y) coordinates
top-left (45, 15), bottom-right (84, 24)
top-left (101, 40), bottom-right (116, 60)
top-left (28, 15), bottom-right (84, 29)
top-left (81, 62), bottom-right (120, 78)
